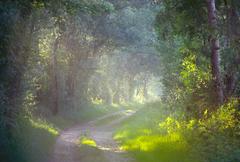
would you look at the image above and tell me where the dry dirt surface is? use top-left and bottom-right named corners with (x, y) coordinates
top-left (50, 110), bottom-right (136, 162)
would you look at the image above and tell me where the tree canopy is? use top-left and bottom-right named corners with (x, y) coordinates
top-left (0, 0), bottom-right (240, 162)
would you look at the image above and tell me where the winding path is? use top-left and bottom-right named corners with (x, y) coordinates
top-left (50, 110), bottom-right (136, 162)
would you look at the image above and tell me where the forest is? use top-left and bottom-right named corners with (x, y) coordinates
top-left (0, 0), bottom-right (240, 162)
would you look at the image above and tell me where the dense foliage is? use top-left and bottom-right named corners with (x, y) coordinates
top-left (115, 101), bottom-right (240, 162)
top-left (0, 1), bottom-right (160, 161)
top-left (0, 0), bottom-right (240, 162)
top-left (155, 0), bottom-right (240, 107)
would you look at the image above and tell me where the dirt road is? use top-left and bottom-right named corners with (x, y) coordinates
top-left (50, 110), bottom-right (136, 162)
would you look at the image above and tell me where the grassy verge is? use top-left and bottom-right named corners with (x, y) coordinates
top-left (114, 102), bottom-right (200, 162)
top-left (114, 101), bottom-right (240, 162)
top-left (8, 115), bottom-right (59, 162)
top-left (5, 102), bottom-right (141, 162)
top-left (7, 103), bottom-right (122, 162)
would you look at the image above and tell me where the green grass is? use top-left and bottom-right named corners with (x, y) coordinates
top-left (8, 102), bottom-right (122, 162)
top-left (114, 101), bottom-right (240, 162)
top-left (114, 102), bottom-right (202, 162)
top-left (29, 118), bottom-right (59, 135)
top-left (5, 102), bottom-right (144, 162)
top-left (79, 136), bottom-right (97, 147)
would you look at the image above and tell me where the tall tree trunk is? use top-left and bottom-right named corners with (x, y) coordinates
top-left (223, 3), bottom-right (239, 100)
top-left (50, 37), bottom-right (59, 115)
top-left (206, 0), bottom-right (224, 104)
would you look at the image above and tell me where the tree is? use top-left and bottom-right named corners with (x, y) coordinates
top-left (50, 35), bottom-right (60, 115)
top-left (155, 0), bottom-right (240, 110)
top-left (206, 0), bottom-right (224, 104)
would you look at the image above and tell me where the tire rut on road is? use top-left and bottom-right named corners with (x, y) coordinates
top-left (50, 110), bottom-right (136, 162)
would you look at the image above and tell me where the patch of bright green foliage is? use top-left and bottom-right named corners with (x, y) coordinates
top-left (79, 136), bottom-right (97, 147)
top-left (114, 100), bottom-right (240, 162)
top-left (77, 136), bottom-right (108, 162)
top-left (29, 118), bottom-right (59, 136)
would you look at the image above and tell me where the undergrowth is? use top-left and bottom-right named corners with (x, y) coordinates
top-left (114, 100), bottom-right (240, 162)
top-left (3, 101), bottom-right (132, 162)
